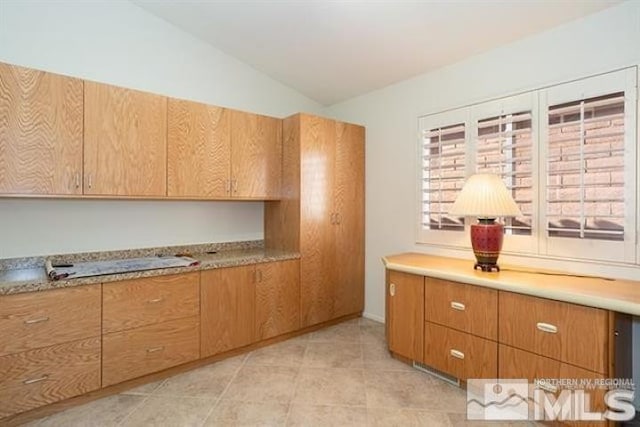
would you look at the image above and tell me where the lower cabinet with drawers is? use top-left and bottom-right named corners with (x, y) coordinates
top-left (0, 258), bottom-right (307, 422)
top-left (386, 269), bottom-right (620, 426)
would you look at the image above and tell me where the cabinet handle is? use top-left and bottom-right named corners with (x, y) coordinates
top-left (450, 349), bottom-right (465, 360)
top-left (335, 213), bottom-right (341, 225)
top-left (389, 283), bottom-right (396, 297)
top-left (536, 322), bottom-right (558, 334)
top-left (23, 375), bottom-right (49, 385)
top-left (537, 381), bottom-right (558, 393)
top-left (75, 172), bottom-right (81, 189)
top-left (232, 179), bottom-right (238, 193)
top-left (147, 297), bottom-right (163, 304)
top-left (146, 346), bottom-right (164, 353)
top-left (24, 316), bottom-right (49, 325)
top-left (450, 301), bottom-right (466, 311)
top-left (87, 173), bottom-right (93, 189)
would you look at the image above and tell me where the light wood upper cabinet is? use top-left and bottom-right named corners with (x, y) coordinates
top-left (167, 99), bottom-right (231, 198)
top-left (84, 81), bottom-right (167, 196)
top-left (230, 110), bottom-right (282, 199)
top-left (333, 122), bottom-right (365, 318)
top-left (255, 260), bottom-right (300, 341)
top-left (0, 63), bottom-right (83, 195)
top-left (201, 265), bottom-right (256, 358)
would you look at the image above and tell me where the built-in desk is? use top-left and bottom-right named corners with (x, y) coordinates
top-left (383, 253), bottom-right (639, 426)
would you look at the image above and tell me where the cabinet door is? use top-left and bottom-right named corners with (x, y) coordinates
top-left (230, 110), bottom-right (282, 198)
top-left (167, 99), bottom-right (231, 198)
top-left (333, 121), bottom-right (365, 318)
top-left (387, 270), bottom-right (424, 361)
top-left (201, 265), bottom-right (255, 357)
top-left (255, 260), bottom-right (300, 340)
top-left (300, 115), bottom-right (336, 327)
top-left (84, 81), bottom-right (167, 196)
top-left (0, 63), bottom-right (83, 195)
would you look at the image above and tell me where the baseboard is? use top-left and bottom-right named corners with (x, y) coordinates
top-left (362, 311), bottom-right (385, 323)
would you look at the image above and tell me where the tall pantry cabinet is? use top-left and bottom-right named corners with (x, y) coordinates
top-left (265, 113), bottom-right (365, 327)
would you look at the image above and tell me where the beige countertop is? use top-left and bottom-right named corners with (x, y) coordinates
top-left (0, 247), bottom-right (299, 296)
top-left (383, 252), bottom-right (640, 316)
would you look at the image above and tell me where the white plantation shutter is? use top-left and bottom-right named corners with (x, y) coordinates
top-left (421, 123), bottom-right (466, 231)
top-left (546, 93), bottom-right (625, 241)
top-left (540, 68), bottom-right (637, 263)
top-left (475, 111), bottom-right (533, 236)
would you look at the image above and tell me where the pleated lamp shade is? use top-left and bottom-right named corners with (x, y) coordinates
top-left (449, 173), bottom-right (522, 218)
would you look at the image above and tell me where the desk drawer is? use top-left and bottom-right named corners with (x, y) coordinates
top-left (103, 272), bottom-right (200, 334)
top-left (499, 292), bottom-right (608, 374)
top-left (0, 285), bottom-right (101, 357)
top-left (499, 344), bottom-right (607, 427)
top-left (0, 337), bottom-right (101, 418)
top-left (424, 322), bottom-right (497, 381)
top-left (425, 278), bottom-right (497, 340)
top-left (102, 316), bottom-right (200, 386)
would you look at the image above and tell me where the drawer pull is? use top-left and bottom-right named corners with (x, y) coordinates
top-left (24, 316), bottom-right (49, 325)
top-left (147, 298), bottom-right (164, 304)
top-left (23, 375), bottom-right (49, 385)
top-left (449, 349), bottom-right (465, 360)
top-left (146, 346), bottom-right (165, 353)
top-left (537, 381), bottom-right (558, 393)
top-left (450, 301), bottom-right (466, 311)
top-left (389, 283), bottom-right (396, 297)
top-left (536, 322), bottom-right (558, 334)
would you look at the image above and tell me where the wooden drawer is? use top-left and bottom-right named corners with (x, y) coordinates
top-left (0, 285), bottom-right (101, 357)
top-left (424, 322), bottom-right (497, 381)
top-left (103, 272), bottom-right (200, 334)
top-left (425, 278), bottom-right (497, 340)
top-left (499, 291), bottom-right (609, 374)
top-left (0, 337), bottom-right (101, 419)
top-left (499, 345), bottom-right (607, 427)
top-left (102, 316), bottom-right (200, 387)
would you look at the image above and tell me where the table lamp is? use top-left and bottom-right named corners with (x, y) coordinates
top-left (449, 173), bottom-right (522, 272)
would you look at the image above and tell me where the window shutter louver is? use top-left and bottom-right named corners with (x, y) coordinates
top-left (476, 111), bottom-right (533, 235)
top-left (546, 92), bottom-right (625, 241)
top-left (421, 123), bottom-right (466, 231)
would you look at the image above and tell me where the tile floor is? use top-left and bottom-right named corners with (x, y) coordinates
top-left (25, 318), bottom-right (539, 426)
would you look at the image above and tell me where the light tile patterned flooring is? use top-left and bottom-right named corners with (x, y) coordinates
top-left (26, 318), bottom-right (538, 426)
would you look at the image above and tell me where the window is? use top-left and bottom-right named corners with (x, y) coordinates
top-left (418, 67), bottom-right (638, 265)
top-left (540, 69), bottom-right (637, 263)
top-left (418, 109), bottom-right (470, 247)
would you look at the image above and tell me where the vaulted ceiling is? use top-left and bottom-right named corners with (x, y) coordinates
top-left (134, 1), bottom-right (621, 106)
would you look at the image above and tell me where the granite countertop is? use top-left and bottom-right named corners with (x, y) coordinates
top-left (0, 241), bottom-right (299, 296)
top-left (383, 252), bottom-right (640, 316)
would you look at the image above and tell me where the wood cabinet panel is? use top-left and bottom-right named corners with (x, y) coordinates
top-left (255, 260), bottom-right (300, 341)
top-left (425, 278), bottom-right (498, 340)
top-left (299, 115), bottom-right (336, 327)
top-left (0, 337), bottom-right (101, 419)
top-left (333, 121), bottom-right (365, 318)
top-left (84, 81), bottom-right (167, 196)
top-left (201, 265), bottom-right (256, 357)
top-left (102, 272), bottom-right (200, 334)
top-left (167, 99), bottom-right (231, 198)
top-left (230, 110), bottom-right (282, 198)
top-left (387, 271), bottom-right (424, 361)
top-left (424, 322), bottom-right (497, 380)
top-left (499, 291), bottom-right (609, 374)
top-left (0, 62), bottom-right (83, 195)
top-left (499, 344), bottom-right (607, 427)
top-left (0, 285), bottom-right (101, 357)
top-left (102, 316), bottom-right (199, 387)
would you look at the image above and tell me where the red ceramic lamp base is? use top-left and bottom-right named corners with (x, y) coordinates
top-left (470, 218), bottom-right (503, 272)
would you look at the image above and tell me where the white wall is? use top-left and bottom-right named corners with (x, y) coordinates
top-left (327, 1), bottom-right (640, 408)
top-left (0, 0), bottom-right (323, 258)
